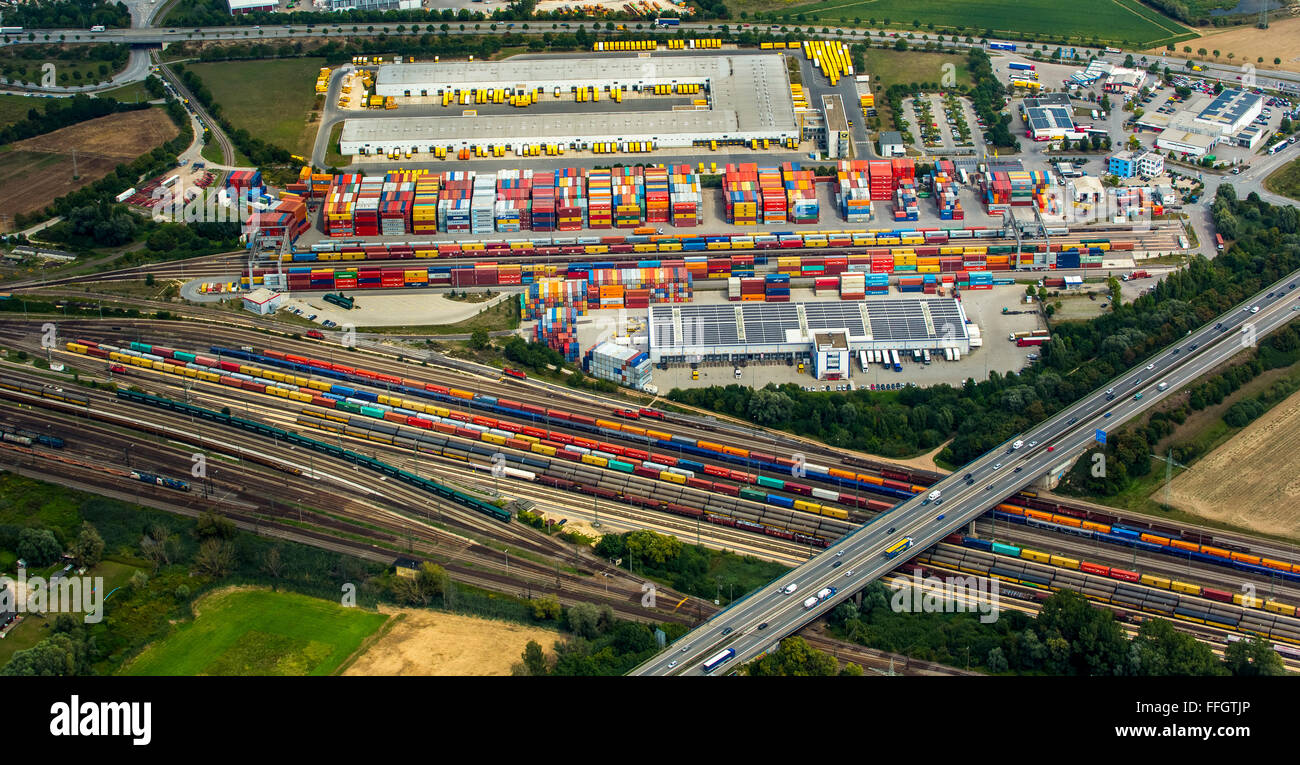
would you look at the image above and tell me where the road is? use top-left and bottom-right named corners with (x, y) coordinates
top-left (630, 267), bottom-right (1300, 675)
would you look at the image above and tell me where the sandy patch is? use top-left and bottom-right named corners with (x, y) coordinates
top-left (283, 290), bottom-right (513, 328)
top-left (1153, 15), bottom-right (1300, 70)
top-left (1163, 385), bottom-right (1300, 537)
top-left (343, 607), bottom-right (560, 675)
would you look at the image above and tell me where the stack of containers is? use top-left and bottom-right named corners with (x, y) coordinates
top-left (765, 273), bottom-right (790, 302)
top-left (531, 176), bottom-right (556, 232)
top-left (897, 276), bottom-right (924, 292)
top-left (836, 160), bottom-right (873, 223)
top-left (670, 164), bottom-right (701, 226)
top-left (352, 176), bottom-right (384, 236)
top-left (864, 273), bottom-right (890, 295)
top-left (438, 171), bottom-right (473, 234)
top-left (893, 183), bottom-right (919, 222)
top-left (932, 161), bottom-right (963, 221)
top-left (324, 174), bottom-right (361, 237)
top-left (644, 166), bottom-right (670, 225)
top-left (737, 276), bottom-right (765, 301)
top-left (555, 168), bottom-right (586, 231)
top-left (584, 342), bottom-right (652, 390)
top-left (245, 198), bottom-right (310, 242)
top-left (723, 163), bottom-right (759, 225)
top-left (225, 169), bottom-right (264, 195)
top-left (577, 266), bottom-right (692, 308)
top-left (814, 276), bottom-right (838, 296)
top-left (612, 166), bottom-right (645, 228)
top-left (982, 170), bottom-right (1049, 209)
top-left (520, 279), bottom-right (589, 321)
top-left (839, 272), bottom-right (866, 300)
top-left (587, 169), bottom-right (612, 229)
top-left (868, 160), bottom-right (894, 201)
top-left (470, 173), bottom-right (496, 234)
top-left (411, 174), bottom-right (440, 234)
top-left (891, 158), bottom-right (915, 188)
top-left (782, 162), bottom-right (819, 223)
top-left (968, 271), bottom-right (993, 290)
top-left (533, 306), bottom-right (581, 362)
top-left (758, 166), bottom-right (787, 224)
top-left (727, 276), bottom-right (742, 301)
top-left (379, 179), bottom-right (412, 236)
top-left (495, 169), bottom-right (532, 232)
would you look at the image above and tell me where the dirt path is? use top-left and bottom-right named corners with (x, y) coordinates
top-left (883, 440), bottom-right (951, 473)
top-left (1163, 386), bottom-right (1300, 538)
top-left (343, 607), bottom-right (560, 676)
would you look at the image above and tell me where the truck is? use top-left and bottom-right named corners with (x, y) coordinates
top-left (988, 41), bottom-right (1016, 51)
top-left (654, 17), bottom-right (680, 27)
top-left (90, 24), bottom-right (106, 32)
top-left (884, 538), bottom-right (913, 558)
top-left (1008, 62), bottom-right (1035, 71)
top-left (1017, 336), bottom-right (1048, 347)
top-left (927, 489), bottom-right (942, 502)
top-left (1215, 233), bottom-right (1225, 251)
top-left (305, 330), bottom-right (325, 340)
top-left (1128, 270), bottom-right (1151, 280)
top-left (1009, 329), bottom-right (1050, 341)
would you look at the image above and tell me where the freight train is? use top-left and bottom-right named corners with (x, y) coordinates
top-left (933, 534), bottom-right (1300, 644)
top-left (293, 407), bottom-right (840, 547)
top-left (0, 427), bottom-right (65, 449)
top-left (0, 376), bottom-right (90, 407)
top-left (115, 388), bottom-right (511, 523)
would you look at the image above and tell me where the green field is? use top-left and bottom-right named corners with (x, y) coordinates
top-left (97, 81), bottom-right (153, 104)
top-left (791, 0), bottom-right (1194, 47)
top-left (861, 49), bottom-right (970, 90)
top-left (187, 57), bottom-right (327, 157)
top-left (1264, 158), bottom-right (1300, 202)
top-left (0, 94), bottom-right (40, 129)
top-left (122, 588), bottom-right (388, 676)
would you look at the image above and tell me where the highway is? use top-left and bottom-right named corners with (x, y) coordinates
top-left (630, 268), bottom-right (1300, 675)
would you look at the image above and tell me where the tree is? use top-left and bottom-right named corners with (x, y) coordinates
top-left (625, 529), bottom-right (681, 565)
top-left (987, 647), bottom-right (1009, 673)
top-left (195, 511), bottom-right (236, 540)
top-left (745, 637), bottom-right (839, 676)
top-left (520, 639), bottom-right (549, 675)
top-left (17, 527), bottom-right (62, 566)
top-left (1224, 635), bottom-right (1286, 676)
top-left (261, 546), bottom-right (284, 580)
top-left (69, 522), bottom-right (104, 568)
top-left (469, 328), bottom-right (490, 350)
top-left (194, 538), bottom-right (235, 577)
top-left (139, 525), bottom-right (178, 569)
top-left (567, 602), bottom-right (602, 638)
top-left (531, 594), bottom-right (562, 621)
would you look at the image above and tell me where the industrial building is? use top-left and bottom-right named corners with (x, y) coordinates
top-left (646, 299), bottom-right (973, 377)
top-left (242, 287), bottom-right (283, 315)
top-left (324, 0), bottom-right (419, 10)
top-left (820, 93), bottom-right (850, 159)
top-left (341, 55), bottom-right (798, 157)
top-left (1155, 127), bottom-right (1219, 158)
top-left (1023, 104), bottom-right (1077, 141)
top-left (1193, 88), bottom-right (1264, 136)
top-left (1108, 149), bottom-right (1164, 179)
top-left (1103, 67), bottom-right (1147, 96)
top-left (879, 131), bottom-right (906, 157)
top-left (227, 0), bottom-right (276, 13)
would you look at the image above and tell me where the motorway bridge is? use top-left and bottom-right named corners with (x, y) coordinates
top-left (630, 269), bottom-right (1300, 676)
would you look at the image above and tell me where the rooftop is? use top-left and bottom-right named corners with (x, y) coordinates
top-left (1195, 87), bottom-right (1263, 129)
top-left (880, 130), bottom-right (904, 145)
top-left (1026, 105), bottom-right (1075, 133)
top-left (648, 299), bottom-right (970, 353)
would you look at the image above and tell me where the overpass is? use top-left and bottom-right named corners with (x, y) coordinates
top-left (630, 269), bottom-right (1300, 676)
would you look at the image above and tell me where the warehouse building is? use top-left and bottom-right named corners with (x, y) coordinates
top-left (647, 299), bottom-right (973, 376)
top-left (326, 0), bottom-right (419, 10)
top-left (879, 131), bottom-right (905, 157)
top-left (1103, 67), bottom-right (1146, 96)
top-left (242, 288), bottom-right (283, 315)
top-left (1024, 104), bottom-right (1077, 141)
top-left (227, 0), bottom-right (276, 13)
top-left (1108, 149), bottom-right (1164, 179)
top-left (1193, 88), bottom-right (1263, 136)
top-left (1156, 127), bottom-right (1218, 158)
top-left (342, 55), bottom-right (798, 156)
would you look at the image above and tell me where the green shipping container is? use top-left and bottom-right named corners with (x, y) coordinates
top-left (361, 405), bottom-right (386, 418)
top-left (739, 487), bottom-right (767, 503)
top-left (756, 474), bottom-right (785, 490)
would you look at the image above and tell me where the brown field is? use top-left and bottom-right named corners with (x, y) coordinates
top-left (342, 607), bottom-right (560, 676)
top-left (1163, 386), bottom-right (1300, 537)
top-left (1150, 15), bottom-right (1300, 69)
top-left (0, 109), bottom-right (178, 228)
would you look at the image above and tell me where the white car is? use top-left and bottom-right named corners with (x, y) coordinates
top-left (1145, 363), bottom-right (1154, 370)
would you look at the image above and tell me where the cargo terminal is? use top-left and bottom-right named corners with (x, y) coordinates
top-left (339, 55), bottom-right (799, 157)
top-left (645, 298), bottom-right (973, 376)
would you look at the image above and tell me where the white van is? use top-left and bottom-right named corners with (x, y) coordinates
top-left (927, 489), bottom-right (942, 502)
top-left (802, 596), bottom-right (820, 610)
top-left (1013, 439), bottom-right (1025, 450)
top-left (782, 583), bottom-right (798, 595)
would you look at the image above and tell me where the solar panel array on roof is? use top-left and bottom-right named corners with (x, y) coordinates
top-left (648, 299), bottom-right (970, 359)
top-left (1027, 106), bottom-right (1074, 132)
top-left (1196, 88), bottom-right (1262, 129)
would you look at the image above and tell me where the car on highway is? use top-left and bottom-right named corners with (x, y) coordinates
top-left (1146, 363), bottom-right (1154, 370)
top-left (1105, 411), bottom-right (1113, 418)
top-left (1106, 387), bottom-right (1115, 395)
top-left (835, 550), bottom-right (845, 557)
top-left (758, 622), bottom-right (768, 631)
top-left (721, 627), bottom-right (733, 636)
top-left (1047, 446), bottom-right (1055, 452)
top-left (936, 514), bottom-right (945, 521)
top-left (1251, 306), bottom-right (1260, 313)
top-left (887, 527), bottom-right (896, 534)
top-left (833, 560), bottom-right (843, 568)
top-left (1028, 440), bottom-right (1037, 447)
top-left (782, 583), bottom-right (798, 595)
top-left (667, 660), bottom-right (677, 668)
top-left (987, 484), bottom-right (995, 490)
top-left (844, 570), bottom-right (854, 577)
top-left (964, 473), bottom-right (972, 480)
top-left (1014, 466), bottom-right (1022, 473)
top-left (993, 462), bottom-right (1002, 469)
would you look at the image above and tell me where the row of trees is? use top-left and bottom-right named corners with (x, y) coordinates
top-left (175, 65), bottom-right (291, 168)
top-left (2, 0), bottom-right (130, 31)
top-left (833, 584), bottom-right (1285, 675)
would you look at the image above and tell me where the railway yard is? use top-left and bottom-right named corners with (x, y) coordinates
top-left (3, 309), bottom-right (1300, 674)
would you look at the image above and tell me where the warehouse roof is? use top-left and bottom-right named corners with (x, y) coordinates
top-left (342, 109), bottom-right (750, 143)
top-left (1195, 88), bottom-right (1262, 128)
top-left (1156, 130), bottom-right (1217, 150)
top-left (1026, 105), bottom-right (1075, 133)
top-left (648, 299), bottom-right (970, 354)
top-left (1023, 93), bottom-right (1073, 108)
top-left (371, 55), bottom-right (795, 134)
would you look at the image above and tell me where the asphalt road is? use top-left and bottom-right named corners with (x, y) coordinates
top-left (630, 267), bottom-right (1300, 676)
